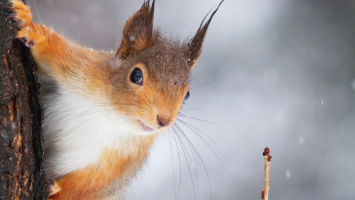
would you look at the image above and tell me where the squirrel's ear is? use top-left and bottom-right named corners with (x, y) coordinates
top-left (186, 0), bottom-right (224, 70)
top-left (116, 0), bottom-right (155, 59)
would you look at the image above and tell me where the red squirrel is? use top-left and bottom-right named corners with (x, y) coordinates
top-left (4, 0), bottom-right (223, 199)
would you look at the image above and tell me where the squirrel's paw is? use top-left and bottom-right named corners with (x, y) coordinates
top-left (48, 179), bottom-right (61, 198)
top-left (4, 0), bottom-right (34, 47)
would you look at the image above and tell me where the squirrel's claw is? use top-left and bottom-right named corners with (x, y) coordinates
top-left (20, 37), bottom-right (34, 47)
top-left (4, 0), bottom-right (34, 46)
top-left (48, 179), bottom-right (61, 197)
top-left (6, 13), bottom-right (16, 21)
top-left (2, 2), bottom-right (13, 9)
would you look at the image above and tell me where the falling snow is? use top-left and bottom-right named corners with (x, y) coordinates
top-left (89, 2), bottom-right (100, 14)
top-left (286, 171), bottom-right (292, 178)
top-left (299, 137), bottom-right (304, 145)
top-left (70, 15), bottom-right (79, 25)
top-left (351, 80), bottom-right (355, 91)
top-left (24, 1), bottom-right (355, 200)
top-left (47, 0), bottom-right (54, 6)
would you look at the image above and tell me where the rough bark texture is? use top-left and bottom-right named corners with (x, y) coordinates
top-left (0, 0), bottom-right (49, 199)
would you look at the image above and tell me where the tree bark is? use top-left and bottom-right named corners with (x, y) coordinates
top-left (0, 0), bottom-right (49, 199)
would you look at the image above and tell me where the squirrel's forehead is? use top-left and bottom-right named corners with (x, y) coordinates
top-left (149, 57), bottom-right (190, 83)
top-left (149, 39), bottom-right (187, 59)
top-left (141, 47), bottom-right (191, 81)
top-left (149, 65), bottom-right (190, 86)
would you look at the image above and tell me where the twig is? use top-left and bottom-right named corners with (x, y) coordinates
top-left (261, 147), bottom-right (272, 200)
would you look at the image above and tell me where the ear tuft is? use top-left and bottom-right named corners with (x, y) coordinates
top-left (116, 0), bottom-right (156, 59)
top-left (186, 0), bottom-right (224, 69)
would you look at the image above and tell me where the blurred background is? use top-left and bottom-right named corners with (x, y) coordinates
top-left (27, 0), bottom-right (355, 199)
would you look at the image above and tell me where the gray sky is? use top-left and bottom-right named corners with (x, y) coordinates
top-left (28, 0), bottom-right (355, 199)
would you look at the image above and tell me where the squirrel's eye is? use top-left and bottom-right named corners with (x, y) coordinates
top-left (184, 91), bottom-right (190, 101)
top-left (130, 68), bottom-right (143, 85)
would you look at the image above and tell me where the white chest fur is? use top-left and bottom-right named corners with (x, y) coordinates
top-left (41, 86), bottom-right (139, 180)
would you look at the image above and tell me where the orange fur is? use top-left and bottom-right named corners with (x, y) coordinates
top-left (49, 134), bottom-right (157, 200)
top-left (8, 1), bottom-right (190, 199)
top-left (22, 23), bottom-right (110, 93)
top-left (6, 0), bottom-right (220, 199)
top-left (10, 0), bottom-right (189, 129)
top-left (11, 1), bottom-right (110, 97)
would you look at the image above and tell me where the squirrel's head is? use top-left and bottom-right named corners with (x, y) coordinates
top-left (105, 0), bottom-right (223, 135)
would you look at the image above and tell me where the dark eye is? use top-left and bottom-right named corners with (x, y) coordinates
top-left (130, 68), bottom-right (143, 85)
top-left (184, 91), bottom-right (190, 101)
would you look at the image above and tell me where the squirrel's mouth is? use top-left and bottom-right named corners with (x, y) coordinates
top-left (140, 122), bottom-right (155, 132)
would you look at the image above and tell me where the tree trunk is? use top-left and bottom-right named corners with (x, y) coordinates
top-left (0, 0), bottom-right (49, 199)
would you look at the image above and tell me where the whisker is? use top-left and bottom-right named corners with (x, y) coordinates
top-left (62, 112), bottom-right (131, 134)
top-left (189, 84), bottom-right (216, 90)
top-left (168, 131), bottom-right (178, 200)
top-left (173, 122), bottom-right (211, 200)
top-left (48, 106), bottom-right (133, 119)
top-left (173, 124), bottom-right (200, 180)
top-left (140, 90), bottom-right (153, 110)
top-left (171, 129), bottom-right (182, 200)
top-left (137, 94), bottom-right (153, 112)
top-left (172, 125), bottom-right (198, 200)
top-left (177, 118), bottom-right (227, 161)
top-left (178, 114), bottom-right (238, 145)
top-left (176, 119), bottom-right (239, 187)
top-left (180, 108), bottom-right (214, 115)
top-left (190, 67), bottom-right (212, 82)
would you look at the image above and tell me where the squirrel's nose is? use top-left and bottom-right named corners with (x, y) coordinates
top-left (157, 115), bottom-right (171, 127)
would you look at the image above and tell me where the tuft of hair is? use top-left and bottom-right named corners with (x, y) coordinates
top-left (116, 0), bottom-right (224, 68)
top-left (116, 0), bottom-right (156, 59)
top-left (186, 0), bottom-right (224, 69)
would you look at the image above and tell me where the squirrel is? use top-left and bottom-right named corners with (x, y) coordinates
top-left (3, 0), bottom-right (223, 199)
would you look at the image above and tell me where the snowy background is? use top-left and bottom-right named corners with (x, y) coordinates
top-left (28, 0), bottom-right (355, 199)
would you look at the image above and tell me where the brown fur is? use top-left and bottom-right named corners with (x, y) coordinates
top-left (6, 0), bottom-right (223, 199)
